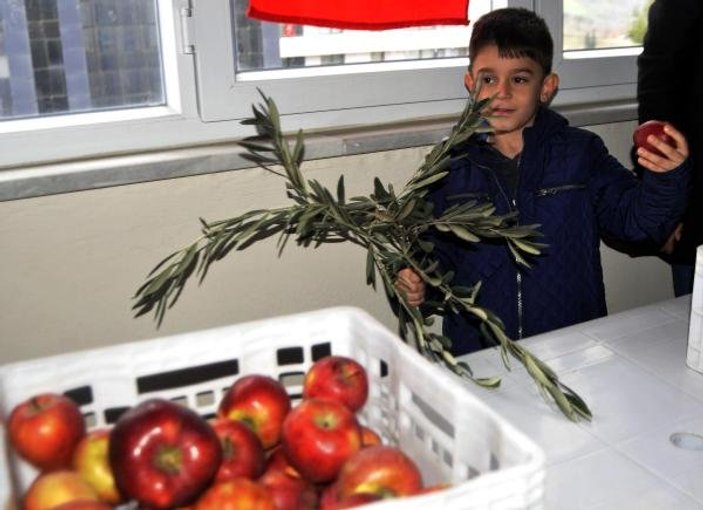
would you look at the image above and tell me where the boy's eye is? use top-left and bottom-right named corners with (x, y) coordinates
top-left (513, 76), bottom-right (529, 84)
top-left (481, 75), bottom-right (497, 84)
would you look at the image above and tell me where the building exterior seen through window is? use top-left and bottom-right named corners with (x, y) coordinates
top-left (231, 0), bottom-right (653, 74)
top-left (231, 0), bottom-right (481, 73)
top-left (563, 0), bottom-right (653, 51)
top-left (0, 0), bottom-right (164, 121)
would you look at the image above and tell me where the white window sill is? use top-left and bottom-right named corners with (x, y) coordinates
top-left (0, 100), bottom-right (636, 202)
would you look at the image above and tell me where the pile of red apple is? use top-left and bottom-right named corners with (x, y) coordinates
top-left (6, 355), bottom-right (447, 510)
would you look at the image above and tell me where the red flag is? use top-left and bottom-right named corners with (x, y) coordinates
top-left (247, 0), bottom-right (470, 30)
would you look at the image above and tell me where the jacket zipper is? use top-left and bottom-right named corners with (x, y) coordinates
top-left (479, 160), bottom-right (524, 339)
top-left (512, 155), bottom-right (524, 340)
top-left (513, 195), bottom-right (523, 340)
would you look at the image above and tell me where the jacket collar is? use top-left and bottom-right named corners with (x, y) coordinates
top-left (452, 106), bottom-right (569, 169)
top-left (523, 106), bottom-right (568, 146)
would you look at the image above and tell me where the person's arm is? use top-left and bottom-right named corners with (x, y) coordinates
top-left (637, 0), bottom-right (702, 255)
top-left (591, 132), bottom-right (690, 246)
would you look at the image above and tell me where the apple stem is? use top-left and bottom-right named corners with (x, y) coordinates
top-left (222, 437), bottom-right (235, 459)
top-left (29, 396), bottom-right (46, 412)
top-left (155, 445), bottom-right (183, 475)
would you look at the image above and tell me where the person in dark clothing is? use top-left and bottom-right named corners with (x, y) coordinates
top-left (638, 0), bottom-right (703, 296)
top-left (395, 7), bottom-right (691, 354)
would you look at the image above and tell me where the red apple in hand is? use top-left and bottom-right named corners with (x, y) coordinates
top-left (194, 478), bottom-right (276, 510)
top-left (23, 470), bottom-right (99, 510)
top-left (210, 417), bottom-right (266, 482)
top-left (335, 445), bottom-right (423, 499)
top-left (218, 375), bottom-right (291, 450)
top-left (109, 398), bottom-right (222, 509)
top-left (303, 356), bottom-right (369, 412)
top-left (281, 398), bottom-right (362, 484)
top-left (8, 393), bottom-right (86, 471)
top-left (633, 120), bottom-right (675, 157)
top-left (73, 428), bottom-right (124, 504)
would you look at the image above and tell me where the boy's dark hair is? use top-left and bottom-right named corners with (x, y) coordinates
top-left (469, 8), bottom-right (553, 75)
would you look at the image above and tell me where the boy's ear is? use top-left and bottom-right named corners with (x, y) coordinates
top-left (540, 73), bottom-right (560, 104)
top-left (464, 70), bottom-right (475, 93)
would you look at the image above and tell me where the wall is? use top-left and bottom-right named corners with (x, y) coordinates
top-left (0, 120), bottom-right (673, 364)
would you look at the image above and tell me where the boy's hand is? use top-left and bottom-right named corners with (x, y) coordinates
top-left (636, 123), bottom-right (689, 173)
top-left (394, 268), bottom-right (425, 306)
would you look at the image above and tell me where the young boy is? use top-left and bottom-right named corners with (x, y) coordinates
top-left (396, 8), bottom-right (690, 354)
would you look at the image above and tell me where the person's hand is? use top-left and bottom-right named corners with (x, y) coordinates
top-left (636, 123), bottom-right (689, 173)
top-left (661, 223), bottom-right (683, 255)
top-left (394, 268), bottom-right (425, 307)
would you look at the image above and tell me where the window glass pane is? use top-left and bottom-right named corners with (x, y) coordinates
top-left (0, 0), bottom-right (165, 121)
top-left (563, 0), bottom-right (652, 52)
top-left (231, 0), bottom-right (493, 74)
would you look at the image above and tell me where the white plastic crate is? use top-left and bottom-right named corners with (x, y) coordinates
top-left (0, 307), bottom-right (545, 510)
top-left (686, 245), bottom-right (703, 374)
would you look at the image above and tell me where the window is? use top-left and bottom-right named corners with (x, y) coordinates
top-left (538, 0), bottom-right (652, 107)
top-left (563, 0), bottom-right (652, 51)
top-left (193, 0), bottom-right (502, 127)
top-left (0, 0), bottom-right (164, 120)
top-left (0, 0), bottom-right (648, 172)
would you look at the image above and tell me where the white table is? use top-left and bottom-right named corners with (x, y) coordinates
top-left (459, 296), bottom-right (703, 509)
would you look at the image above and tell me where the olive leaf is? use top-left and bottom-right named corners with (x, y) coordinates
top-left (133, 90), bottom-right (591, 422)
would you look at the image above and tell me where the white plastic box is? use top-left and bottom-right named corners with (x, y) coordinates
top-left (686, 245), bottom-right (703, 374)
top-left (0, 307), bottom-right (545, 510)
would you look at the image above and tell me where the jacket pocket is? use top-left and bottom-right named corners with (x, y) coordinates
top-left (533, 182), bottom-right (591, 238)
top-left (535, 183), bottom-right (586, 197)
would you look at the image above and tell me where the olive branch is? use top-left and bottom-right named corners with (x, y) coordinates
top-left (133, 91), bottom-right (591, 422)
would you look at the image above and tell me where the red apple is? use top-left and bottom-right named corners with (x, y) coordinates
top-left (258, 450), bottom-right (317, 510)
top-left (109, 398), bottom-right (222, 509)
top-left (73, 428), bottom-right (124, 505)
top-left (262, 445), bottom-right (294, 475)
top-left (319, 485), bottom-right (383, 510)
top-left (335, 445), bottom-right (423, 499)
top-left (412, 482), bottom-right (451, 495)
top-left (194, 478), bottom-right (276, 510)
top-left (633, 120), bottom-right (674, 157)
top-left (302, 356), bottom-right (369, 412)
top-left (318, 484), bottom-right (339, 510)
top-left (333, 493), bottom-right (384, 509)
top-left (218, 375), bottom-right (291, 450)
top-left (360, 426), bottom-right (382, 447)
top-left (210, 417), bottom-right (266, 482)
top-left (281, 398), bottom-right (362, 484)
top-left (52, 501), bottom-right (114, 510)
top-left (23, 470), bottom-right (99, 510)
top-left (8, 393), bottom-right (86, 471)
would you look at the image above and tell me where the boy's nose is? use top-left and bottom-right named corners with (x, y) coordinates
top-left (497, 80), bottom-right (512, 98)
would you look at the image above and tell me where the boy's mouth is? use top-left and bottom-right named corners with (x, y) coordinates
top-left (490, 108), bottom-right (514, 117)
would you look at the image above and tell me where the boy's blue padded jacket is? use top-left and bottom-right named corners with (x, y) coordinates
top-left (427, 106), bottom-right (690, 355)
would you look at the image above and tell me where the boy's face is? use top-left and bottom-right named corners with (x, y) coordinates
top-left (465, 45), bottom-right (559, 138)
